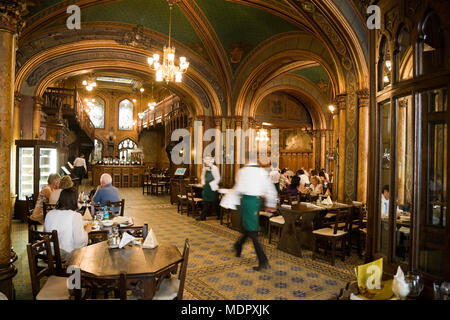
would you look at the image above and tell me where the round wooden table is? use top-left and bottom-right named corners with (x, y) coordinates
top-left (67, 241), bottom-right (182, 299)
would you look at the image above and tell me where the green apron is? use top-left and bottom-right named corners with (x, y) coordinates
top-left (240, 195), bottom-right (262, 232)
top-left (202, 168), bottom-right (218, 202)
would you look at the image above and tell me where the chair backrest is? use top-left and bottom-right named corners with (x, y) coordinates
top-left (74, 271), bottom-right (128, 300)
top-left (106, 199), bottom-right (125, 216)
top-left (119, 224), bottom-right (148, 239)
top-left (28, 230), bottom-right (63, 273)
top-left (25, 195), bottom-right (35, 216)
top-left (43, 203), bottom-right (57, 220)
top-left (27, 237), bottom-right (56, 299)
top-left (332, 209), bottom-right (352, 234)
top-left (176, 239), bottom-right (190, 300)
top-left (186, 185), bottom-right (195, 201)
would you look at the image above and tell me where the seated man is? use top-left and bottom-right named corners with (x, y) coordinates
top-left (93, 173), bottom-right (120, 212)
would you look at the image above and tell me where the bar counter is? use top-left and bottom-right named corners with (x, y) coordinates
top-left (92, 165), bottom-right (145, 188)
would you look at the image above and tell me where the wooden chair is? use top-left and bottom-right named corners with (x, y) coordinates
top-left (268, 212), bottom-right (285, 244)
top-left (162, 176), bottom-right (171, 194)
top-left (153, 239), bottom-right (190, 300)
top-left (259, 211), bottom-right (274, 236)
top-left (142, 174), bottom-right (151, 195)
top-left (312, 208), bottom-right (352, 265)
top-left (150, 175), bottom-right (165, 196)
top-left (119, 224), bottom-right (148, 239)
top-left (43, 202), bottom-right (57, 221)
top-left (177, 181), bottom-right (189, 214)
top-left (106, 199), bottom-right (125, 217)
top-left (26, 237), bottom-right (71, 300)
top-left (74, 272), bottom-right (127, 300)
top-left (26, 195), bottom-right (39, 240)
top-left (186, 185), bottom-right (202, 217)
top-left (28, 230), bottom-right (64, 275)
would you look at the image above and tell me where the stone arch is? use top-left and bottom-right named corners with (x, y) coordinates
top-left (15, 36), bottom-right (224, 118)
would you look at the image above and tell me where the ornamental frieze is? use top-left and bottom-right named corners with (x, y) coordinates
top-left (0, 0), bottom-right (26, 33)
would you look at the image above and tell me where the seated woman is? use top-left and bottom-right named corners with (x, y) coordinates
top-left (30, 173), bottom-right (61, 224)
top-left (309, 176), bottom-right (323, 200)
top-left (286, 175), bottom-right (300, 197)
top-left (279, 168), bottom-right (291, 191)
top-left (44, 188), bottom-right (92, 261)
top-left (48, 176), bottom-right (74, 205)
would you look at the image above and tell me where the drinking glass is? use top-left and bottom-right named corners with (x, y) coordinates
top-left (406, 272), bottom-right (424, 298)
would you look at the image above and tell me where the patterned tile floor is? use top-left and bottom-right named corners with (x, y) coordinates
top-left (12, 186), bottom-right (362, 300)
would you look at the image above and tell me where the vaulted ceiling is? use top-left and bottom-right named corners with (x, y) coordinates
top-left (18, 0), bottom-right (369, 120)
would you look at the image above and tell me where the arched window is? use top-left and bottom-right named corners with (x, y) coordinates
top-left (89, 97), bottom-right (105, 128)
top-left (378, 36), bottom-right (392, 91)
top-left (395, 26), bottom-right (413, 81)
top-left (118, 99), bottom-right (134, 130)
top-left (93, 138), bottom-right (104, 161)
top-left (417, 11), bottom-right (445, 76)
top-left (118, 138), bottom-right (137, 161)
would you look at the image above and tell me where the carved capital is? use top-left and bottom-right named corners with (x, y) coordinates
top-left (14, 92), bottom-right (22, 107)
top-left (33, 96), bottom-right (44, 109)
top-left (214, 118), bottom-right (222, 128)
top-left (0, 1), bottom-right (26, 34)
top-left (335, 94), bottom-right (347, 110)
top-left (225, 117), bottom-right (232, 128)
top-left (357, 89), bottom-right (369, 108)
top-left (234, 117), bottom-right (242, 128)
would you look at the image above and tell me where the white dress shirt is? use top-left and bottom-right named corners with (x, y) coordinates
top-left (201, 164), bottom-right (221, 191)
top-left (234, 164), bottom-right (277, 208)
top-left (73, 157), bottom-right (87, 171)
top-left (381, 195), bottom-right (389, 218)
top-left (44, 209), bottom-right (88, 260)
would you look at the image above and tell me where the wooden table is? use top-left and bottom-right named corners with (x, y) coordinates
top-left (277, 202), bottom-right (354, 257)
top-left (67, 241), bottom-right (182, 299)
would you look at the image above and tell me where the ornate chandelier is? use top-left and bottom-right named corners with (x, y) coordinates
top-left (147, 1), bottom-right (189, 83)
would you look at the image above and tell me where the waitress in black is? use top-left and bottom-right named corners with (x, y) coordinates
top-left (197, 156), bottom-right (221, 221)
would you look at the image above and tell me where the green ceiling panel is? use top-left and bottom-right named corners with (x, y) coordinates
top-left (194, 0), bottom-right (298, 66)
top-left (82, 0), bottom-right (202, 45)
top-left (292, 65), bottom-right (330, 84)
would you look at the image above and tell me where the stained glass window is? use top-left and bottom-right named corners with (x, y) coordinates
top-left (89, 97), bottom-right (105, 129)
top-left (118, 138), bottom-right (137, 161)
top-left (119, 99), bottom-right (134, 130)
top-left (93, 138), bottom-right (103, 161)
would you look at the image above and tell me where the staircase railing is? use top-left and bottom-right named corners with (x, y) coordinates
top-left (42, 87), bottom-right (95, 143)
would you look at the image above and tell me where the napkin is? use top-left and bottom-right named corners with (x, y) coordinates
top-left (113, 216), bottom-right (133, 226)
top-left (280, 204), bottom-right (292, 209)
top-left (322, 196), bottom-right (333, 205)
top-left (118, 232), bottom-right (137, 249)
top-left (324, 188), bottom-right (331, 197)
top-left (82, 207), bottom-right (93, 221)
top-left (142, 228), bottom-right (159, 249)
top-left (392, 266), bottom-right (409, 299)
top-left (220, 189), bottom-right (240, 210)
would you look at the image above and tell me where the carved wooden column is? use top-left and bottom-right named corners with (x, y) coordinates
top-left (336, 94), bottom-right (347, 202)
top-left (320, 130), bottom-right (326, 169)
top-left (357, 89), bottom-right (369, 203)
top-left (193, 116), bottom-right (204, 181)
top-left (0, 1), bottom-right (24, 299)
top-left (234, 118), bottom-right (242, 181)
top-left (214, 118), bottom-right (222, 172)
top-left (32, 96), bottom-right (43, 139)
top-left (224, 117), bottom-right (232, 186)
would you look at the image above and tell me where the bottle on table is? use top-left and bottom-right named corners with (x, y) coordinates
top-left (103, 205), bottom-right (110, 220)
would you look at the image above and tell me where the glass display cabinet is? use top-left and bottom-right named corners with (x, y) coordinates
top-left (14, 140), bottom-right (59, 221)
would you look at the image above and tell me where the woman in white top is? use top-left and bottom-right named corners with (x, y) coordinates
top-left (44, 188), bottom-right (91, 261)
top-left (309, 176), bottom-right (323, 196)
top-left (30, 173), bottom-right (60, 224)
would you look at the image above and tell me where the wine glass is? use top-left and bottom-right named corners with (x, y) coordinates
top-left (406, 272), bottom-right (424, 298)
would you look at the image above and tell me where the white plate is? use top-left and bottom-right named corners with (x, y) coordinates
top-left (102, 220), bottom-right (114, 227)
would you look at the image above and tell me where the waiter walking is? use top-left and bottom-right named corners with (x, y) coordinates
top-left (231, 160), bottom-right (277, 271)
top-left (73, 153), bottom-right (87, 186)
top-left (197, 156), bottom-right (221, 221)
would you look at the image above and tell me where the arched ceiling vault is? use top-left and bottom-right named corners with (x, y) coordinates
top-left (19, 0), bottom-right (368, 118)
